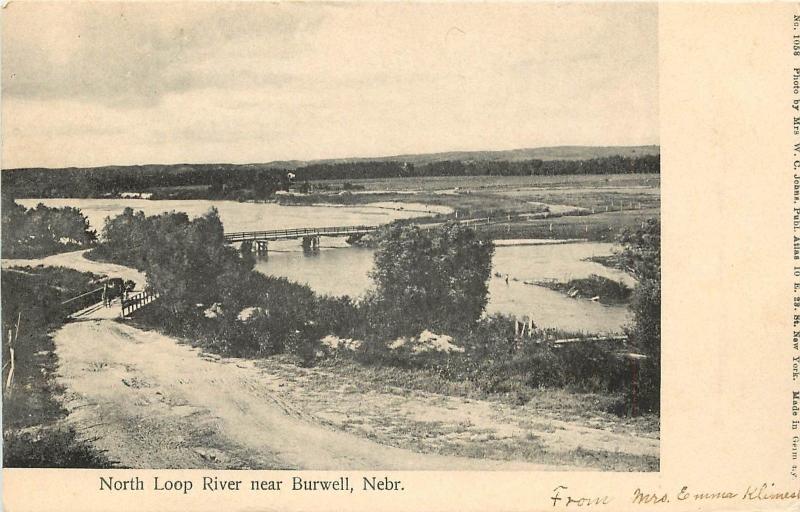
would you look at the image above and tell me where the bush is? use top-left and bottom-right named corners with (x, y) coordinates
top-left (1, 197), bottom-right (96, 258)
top-left (4, 428), bottom-right (112, 468)
top-left (2, 267), bottom-right (110, 468)
top-left (342, 313), bottom-right (630, 402)
top-left (538, 274), bottom-right (632, 305)
top-left (283, 330), bottom-right (319, 367)
top-left (91, 207), bottom-right (253, 314)
top-left (369, 223), bottom-right (494, 336)
top-left (619, 218), bottom-right (660, 412)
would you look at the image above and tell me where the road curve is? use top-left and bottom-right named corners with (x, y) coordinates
top-left (54, 319), bottom-right (580, 470)
top-left (2, 249), bottom-right (146, 288)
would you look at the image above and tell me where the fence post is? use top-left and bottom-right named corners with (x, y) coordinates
top-left (5, 313), bottom-right (20, 394)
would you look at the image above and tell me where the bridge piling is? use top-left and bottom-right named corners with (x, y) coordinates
top-left (256, 241), bottom-right (269, 255)
top-left (301, 235), bottom-right (320, 253)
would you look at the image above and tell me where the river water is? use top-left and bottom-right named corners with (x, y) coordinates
top-left (18, 198), bottom-right (447, 233)
top-left (257, 239), bottom-right (632, 334)
top-left (20, 198), bottom-right (633, 334)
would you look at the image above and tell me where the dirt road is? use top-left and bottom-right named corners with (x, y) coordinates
top-left (2, 249), bottom-right (146, 287)
top-left (54, 319), bottom-right (575, 470)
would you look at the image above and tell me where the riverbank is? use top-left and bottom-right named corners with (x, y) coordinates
top-left (534, 275), bottom-right (632, 305)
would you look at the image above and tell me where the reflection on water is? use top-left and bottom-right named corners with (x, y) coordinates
top-left (255, 240), bottom-right (376, 298)
top-left (258, 240), bottom-right (633, 334)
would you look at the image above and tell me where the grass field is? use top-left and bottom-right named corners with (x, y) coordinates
top-left (289, 173), bottom-right (660, 241)
top-left (311, 173), bottom-right (659, 192)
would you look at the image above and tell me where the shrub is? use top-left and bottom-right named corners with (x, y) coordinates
top-left (619, 218), bottom-right (660, 412)
top-left (283, 330), bottom-right (319, 367)
top-left (369, 223), bottom-right (494, 336)
top-left (4, 428), bottom-right (112, 468)
top-left (2, 267), bottom-right (110, 468)
top-left (1, 197), bottom-right (96, 258)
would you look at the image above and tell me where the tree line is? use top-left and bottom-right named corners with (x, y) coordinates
top-left (1, 195), bottom-right (97, 258)
top-left (3, 155), bottom-right (659, 199)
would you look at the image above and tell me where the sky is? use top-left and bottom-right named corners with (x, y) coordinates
top-left (2, 2), bottom-right (659, 169)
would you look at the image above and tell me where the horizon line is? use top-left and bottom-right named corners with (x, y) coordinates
top-left (2, 143), bottom-right (661, 172)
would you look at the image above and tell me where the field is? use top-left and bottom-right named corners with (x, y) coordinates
top-left (312, 173), bottom-right (659, 192)
top-left (288, 173), bottom-right (660, 242)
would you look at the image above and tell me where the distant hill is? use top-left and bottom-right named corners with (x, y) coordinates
top-left (4, 145), bottom-right (659, 173)
top-left (266, 145), bottom-right (660, 169)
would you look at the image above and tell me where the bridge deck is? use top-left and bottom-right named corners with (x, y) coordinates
top-left (224, 225), bottom-right (378, 243)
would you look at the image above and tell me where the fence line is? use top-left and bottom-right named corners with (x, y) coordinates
top-left (551, 335), bottom-right (628, 345)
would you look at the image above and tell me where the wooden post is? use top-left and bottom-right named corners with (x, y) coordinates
top-left (630, 359), bottom-right (639, 417)
top-left (6, 314), bottom-right (20, 394)
top-left (6, 346), bottom-right (14, 394)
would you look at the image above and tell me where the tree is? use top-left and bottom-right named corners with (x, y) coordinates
top-left (619, 218), bottom-right (660, 411)
top-left (96, 208), bottom-right (253, 315)
top-left (1, 195), bottom-right (96, 258)
top-left (368, 223), bottom-right (494, 336)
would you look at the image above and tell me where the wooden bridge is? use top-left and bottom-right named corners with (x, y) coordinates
top-left (63, 286), bottom-right (160, 320)
top-left (224, 225), bottom-right (379, 254)
top-left (222, 216), bottom-right (523, 254)
top-left (224, 225), bottom-right (379, 243)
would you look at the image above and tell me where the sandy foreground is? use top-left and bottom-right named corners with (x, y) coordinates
top-left (54, 319), bottom-right (592, 470)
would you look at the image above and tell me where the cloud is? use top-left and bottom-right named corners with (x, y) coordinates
top-left (2, 3), bottom-right (658, 168)
top-left (2, 2), bottom-right (322, 107)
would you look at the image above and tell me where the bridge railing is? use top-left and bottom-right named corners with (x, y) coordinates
top-left (121, 288), bottom-right (160, 317)
top-left (224, 225), bottom-right (379, 242)
top-left (222, 217), bottom-right (519, 243)
top-left (60, 286), bottom-right (105, 317)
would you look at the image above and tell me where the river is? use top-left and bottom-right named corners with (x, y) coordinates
top-left (257, 239), bottom-right (632, 334)
top-left (18, 198), bottom-right (448, 233)
top-left (20, 198), bottom-right (633, 334)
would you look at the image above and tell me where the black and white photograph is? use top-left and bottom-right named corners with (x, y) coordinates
top-left (1, 2), bottom-right (660, 472)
